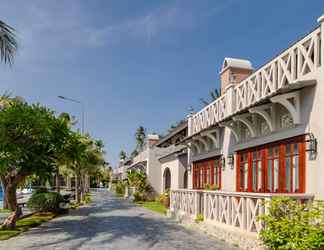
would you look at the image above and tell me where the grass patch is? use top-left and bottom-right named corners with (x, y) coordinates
top-left (135, 201), bottom-right (166, 215)
top-left (0, 209), bottom-right (10, 213)
top-left (0, 212), bottom-right (56, 240)
top-left (69, 194), bottom-right (92, 210)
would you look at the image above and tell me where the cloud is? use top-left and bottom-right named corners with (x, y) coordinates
top-left (0, 0), bottom-right (235, 69)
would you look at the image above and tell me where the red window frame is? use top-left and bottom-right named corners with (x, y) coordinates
top-left (193, 157), bottom-right (222, 189)
top-left (236, 135), bottom-right (306, 193)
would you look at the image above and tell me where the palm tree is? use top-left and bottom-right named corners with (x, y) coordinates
top-left (0, 20), bottom-right (18, 65)
top-left (119, 150), bottom-right (127, 160)
top-left (200, 88), bottom-right (221, 106)
top-left (135, 126), bottom-right (146, 151)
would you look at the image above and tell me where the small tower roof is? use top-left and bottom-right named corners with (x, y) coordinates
top-left (221, 57), bottom-right (253, 73)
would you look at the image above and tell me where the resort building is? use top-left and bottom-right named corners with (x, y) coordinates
top-left (127, 134), bottom-right (169, 194)
top-left (183, 16), bottom-right (324, 198)
top-left (169, 14), bottom-right (324, 241)
top-left (156, 121), bottom-right (188, 192)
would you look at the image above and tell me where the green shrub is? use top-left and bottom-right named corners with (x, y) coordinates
top-left (195, 214), bottom-right (204, 223)
top-left (83, 193), bottom-right (91, 204)
top-left (115, 181), bottom-right (125, 196)
top-left (204, 184), bottom-right (219, 191)
top-left (32, 187), bottom-right (48, 194)
top-left (258, 198), bottom-right (324, 250)
top-left (132, 191), bottom-right (145, 201)
top-left (28, 191), bottom-right (64, 213)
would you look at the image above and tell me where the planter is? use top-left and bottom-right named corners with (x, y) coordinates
top-left (162, 196), bottom-right (170, 208)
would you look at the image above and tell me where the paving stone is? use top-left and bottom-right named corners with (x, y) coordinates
top-left (0, 191), bottom-right (237, 250)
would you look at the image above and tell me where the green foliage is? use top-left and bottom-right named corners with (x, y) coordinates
top-left (33, 187), bottom-right (48, 194)
top-left (195, 214), bottom-right (204, 223)
top-left (133, 191), bottom-right (147, 202)
top-left (27, 192), bottom-right (64, 213)
top-left (83, 193), bottom-right (91, 204)
top-left (259, 198), bottom-right (324, 250)
top-left (127, 170), bottom-right (151, 193)
top-left (115, 181), bottom-right (125, 196)
top-left (0, 20), bottom-right (18, 65)
top-left (119, 150), bottom-right (127, 160)
top-left (135, 201), bottom-right (166, 214)
top-left (200, 88), bottom-right (221, 106)
top-left (0, 100), bottom-right (70, 178)
top-left (135, 126), bottom-right (146, 151)
top-left (204, 184), bottom-right (219, 191)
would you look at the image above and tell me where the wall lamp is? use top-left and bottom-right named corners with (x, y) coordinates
top-left (221, 156), bottom-right (226, 171)
top-left (306, 133), bottom-right (317, 160)
top-left (227, 154), bottom-right (235, 170)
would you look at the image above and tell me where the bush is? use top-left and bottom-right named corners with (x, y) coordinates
top-left (133, 191), bottom-right (148, 202)
top-left (115, 181), bottom-right (125, 196)
top-left (28, 191), bottom-right (64, 213)
top-left (204, 184), bottom-right (219, 191)
top-left (195, 214), bottom-right (204, 223)
top-left (32, 187), bottom-right (48, 194)
top-left (258, 198), bottom-right (324, 250)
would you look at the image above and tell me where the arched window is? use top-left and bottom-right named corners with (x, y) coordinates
top-left (163, 168), bottom-right (171, 191)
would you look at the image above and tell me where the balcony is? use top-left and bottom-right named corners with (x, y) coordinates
top-left (189, 26), bottom-right (322, 137)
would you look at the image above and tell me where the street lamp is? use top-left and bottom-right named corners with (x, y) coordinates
top-left (58, 95), bottom-right (85, 134)
top-left (58, 95), bottom-right (88, 193)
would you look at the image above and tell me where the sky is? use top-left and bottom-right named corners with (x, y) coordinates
top-left (0, 0), bottom-right (323, 167)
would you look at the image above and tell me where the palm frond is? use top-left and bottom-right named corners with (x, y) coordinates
top-left (0, 20), bottom-right (18, 65)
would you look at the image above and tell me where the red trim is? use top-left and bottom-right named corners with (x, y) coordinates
top-left (236, 135), bottom-right (306, 194)
top-left (193, 156), bottom-right (222, 190)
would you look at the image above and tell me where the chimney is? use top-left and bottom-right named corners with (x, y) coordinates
top-left (220, 58), bottom-right (253, 95)
top-left (147, 134), bottom-right (159, 147)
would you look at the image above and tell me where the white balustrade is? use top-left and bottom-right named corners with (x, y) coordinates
top-left (170, 189), bottom-right (314, 234)
top-left (189, 27), bottom-right (322, 136)
top-left (170, 189), bottom-right (202, 217)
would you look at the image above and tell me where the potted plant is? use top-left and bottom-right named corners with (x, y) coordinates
top-left (162, 189), bottom-right (170, 208)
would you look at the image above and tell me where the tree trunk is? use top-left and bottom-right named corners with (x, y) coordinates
top-left (1, 180), bottom-right (21, 229)
top-left (75, 175), bottom-right (80, 203)
top-left (80, 174), bottom-right (85, 201)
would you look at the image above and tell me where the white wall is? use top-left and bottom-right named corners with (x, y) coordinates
top-left (161, 155), bottom-right (187, 192)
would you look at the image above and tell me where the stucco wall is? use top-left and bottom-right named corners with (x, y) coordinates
top-left (147, 147), bottom-right (163, 194)
top-left (161, 155), bottom-right (187, 192)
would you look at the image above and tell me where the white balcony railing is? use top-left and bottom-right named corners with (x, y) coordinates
top-left (170, 189), bottom-right (314, 234)
top-left (189, 26), bottom-right (322, 136)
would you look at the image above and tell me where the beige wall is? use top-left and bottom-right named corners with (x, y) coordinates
top-left (161, 155), bottom-right (187, 192)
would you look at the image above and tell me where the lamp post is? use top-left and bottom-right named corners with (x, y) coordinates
top-left (58, 95), bottom-right (84, 135)
top-left (58, 95), bottom-right (87, 195)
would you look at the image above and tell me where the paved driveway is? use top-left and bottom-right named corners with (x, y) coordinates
top-left (0, 191), bottom-right (237, 250)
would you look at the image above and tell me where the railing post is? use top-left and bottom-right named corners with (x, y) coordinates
top-left (194, 191), bottom-right (201, 217)
top-left (225, 84), bottom-right (235, 117)
top-left (241, 197), bottom-right (247, 230)
top-left (187, 113), bottom-right (193, 136)
top-left (318, 14), bottom-right (324, 68)
top-left (203, 192), bottom-right (207, 220)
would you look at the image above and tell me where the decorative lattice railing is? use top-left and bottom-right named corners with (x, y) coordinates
top-left (170, 189), bottom-right (314, 233)
top-left (189, 26), bottom-right (322, 136)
